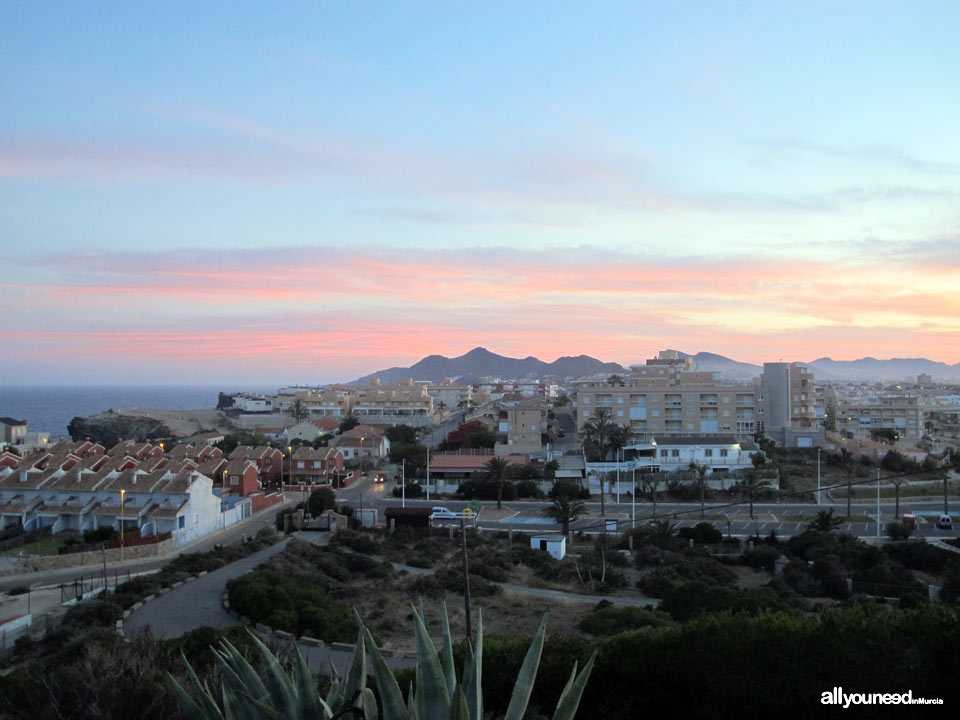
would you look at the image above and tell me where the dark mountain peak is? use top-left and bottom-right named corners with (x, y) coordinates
top-left (460, 347), bottom-right (495, 358)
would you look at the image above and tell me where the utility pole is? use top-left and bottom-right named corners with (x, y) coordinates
top-left (817, 448), bottom-right (821, 506)
top-left (460, 516), bottom-right (472, 642)
top-left (401, 458), bottom-right (406, 508)
top-left (877, 467), bottom-right (881, 539)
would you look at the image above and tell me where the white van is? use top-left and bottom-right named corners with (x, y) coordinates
top-left (936, 514), bottom-right (953, 530)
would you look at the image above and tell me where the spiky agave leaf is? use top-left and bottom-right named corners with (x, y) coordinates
top-left (446, 686), bottom-right (470, 720)
top-left (439, 602), bottom-right (456, 698)
top-left (550, 652), bottom-right (596, 720)
top-left (294, 645), bottom-right (334, 719)
top-left (354, 610), bottom-right (408, 720)
top-left (462, 609), bottom-right (482, 720)
top-left (339, 627), bottom-right (368, 713)
top-left (503, 614), bottom-right (548, 720)
top-left (412, 603), bottom-right (450, 720)
top-left (168, 652), bottom-right (225, 720)
top-left (361, 687), bottom-right (380, 720)
top-left (245, 631), bottom-right (300, 719)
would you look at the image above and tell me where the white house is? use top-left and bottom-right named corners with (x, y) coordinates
top-left (530, 534), bottom-right (566, 560)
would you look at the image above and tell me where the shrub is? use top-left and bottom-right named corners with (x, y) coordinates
top-left (62, 599), bottom-right (123, 629)
top-left (677, 522), bottom-right (723, 545)
top-left (886, 522), bottom-right (913, 541)
top-left (579, 605), bottom-right (673, 636)
top-left (392, 483), bottom-right (424, 498)
top-left (515, 479), bottom-right (543, 498)
top-left (83, 526), bottom-right (116, 544)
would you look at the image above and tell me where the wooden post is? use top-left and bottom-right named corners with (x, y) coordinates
top-left (460, 516), bottom-right (472, 642)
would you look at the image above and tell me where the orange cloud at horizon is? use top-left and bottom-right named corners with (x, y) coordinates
top-left (4, 243), bottom-right (959, 381)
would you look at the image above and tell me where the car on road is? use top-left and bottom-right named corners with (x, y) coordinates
top-left (431, 506), bottom-right (456, 518)
top-left (373, 473), bottom-right (386, 483)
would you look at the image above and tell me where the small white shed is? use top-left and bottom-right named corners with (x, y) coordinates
top-left (530, 534), bottom-right (566, 560)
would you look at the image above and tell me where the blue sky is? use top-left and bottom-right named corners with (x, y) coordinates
top-left (2, 1), bottom-right (958, 383)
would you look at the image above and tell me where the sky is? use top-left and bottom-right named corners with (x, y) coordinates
top-left (2, 1), bottom-right (959, 385)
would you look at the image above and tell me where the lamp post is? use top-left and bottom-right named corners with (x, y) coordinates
top-left (287, 445), bottom-right (292, 490)
top-left (402, 458), bottom-right (406, 508)
top-left (631, 466), bottom-right (636, 529)
top-left (360, 437), bottom-right (365, 481)
top-left (817, 448), bottom-right (822, 506)
top-left (120, 488), bottom-right (125, 562)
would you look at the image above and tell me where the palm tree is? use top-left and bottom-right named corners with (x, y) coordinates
top-left (838, 448), bottom-right (856, 518)
top-left (690, 461), bottom-right (709, 519)
top-left (485, 457), bottom-right (510, 510)
top-left (585, 407), bottom-right (613, 516)
top-left (608, 423), bottom-right (636, 458)
top-left (288, 398), bottom-right (308, 423)
top-left (542, 481), bottom-right (587, 535)
top-left (608, 374), bottom-right (625, 387)
top-left (744, 456), bottom-right (771, 519)
top-left (807, 508), bottom-right (843, 532)
top-left (585, 407), bottom-right (613, 461)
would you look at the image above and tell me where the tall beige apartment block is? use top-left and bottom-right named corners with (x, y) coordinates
top-left (836, 395), bottom-right (923, 443)
top-left (572, 352), bottom-right (756, 439)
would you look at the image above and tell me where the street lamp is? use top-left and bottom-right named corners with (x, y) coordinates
top-left (120, 488), bottom-right (125, 562)
top-left (360, 437), bottom-right (365, 481)
top-left (402, 457), bottom-right (406, 508)
top-left (287, 446), bottom-right (292, 490)
top-left (817, 448), bottom-right (822, 506)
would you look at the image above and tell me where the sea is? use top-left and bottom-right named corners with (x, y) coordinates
top-left (0, 386), bottom-right (277, 441)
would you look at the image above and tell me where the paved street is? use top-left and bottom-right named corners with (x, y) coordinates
top-left (122, 538), bottom-right (291, 639)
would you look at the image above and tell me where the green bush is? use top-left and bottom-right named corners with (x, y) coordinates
top-left (227, 569), bottom-right (353, 641)
top-left (579, 605), bottom-right (674, 636)
top-left (678, 522), bottom-right (723, 545)
top-left (62, 599), bottom-right (123, 629)
top-left (886, 521), bottom-right (913, 540)
top-left (83, 526), bottom-right (116, 544)
top-left (659, 581), bottom-right (792, 622)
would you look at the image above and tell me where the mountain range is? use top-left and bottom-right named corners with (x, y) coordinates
top-left (349, 348), bottom-right (960, 385)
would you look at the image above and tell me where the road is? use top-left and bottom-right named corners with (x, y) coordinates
top-left (334, 471), bottom-right (959, 541)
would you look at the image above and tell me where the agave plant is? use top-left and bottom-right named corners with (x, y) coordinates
top-left (169, 602), bottom-right (595, 720)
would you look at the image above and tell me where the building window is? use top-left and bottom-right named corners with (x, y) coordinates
top-left (297, 461), bottom-right (305, 469)
top-left (705, 449), bottom-right (713, 457)
top-left (230, 476), bottom-right (239, 486)
top-left (720, 449), bottom-right (729, 457)
top-left (178, 516), bottom-right (185, 529)
top-left (671, 449), bottom-right (679, 457)
top-left (660, 449), bottom-right (668, 457)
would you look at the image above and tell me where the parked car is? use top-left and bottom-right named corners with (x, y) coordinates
top-left (936, 514), bottom-right (953, 530)
top-left (431, 506), bottom-right (456, 518)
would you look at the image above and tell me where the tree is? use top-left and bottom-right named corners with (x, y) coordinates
top-left (305, 487), bottom-right (337, 516)
top-left (585, 407), bottom-right (613, 461)
top-left (870, 427), bottom-right (898, 444)
top-left (288, 398), bottom-right (308, 423)
top-left (338, 414), bottom-right (359, 433)
top-left (891, 475), bottom-right (906, 519)
top-left (806, 508), bottom-right (842, 533)
top-left (744, 455), bottom-right (771, 520)
top-left (608, 374), bottom-right (625, 387)
top-left (385, 425), bottom-right (418, 444)
top-left (542, 481), bottom-right (587, 535)
top-left (838, 448), bottom-right (856, 518)
top-left (690, 462), bottom-right (709, 519)
top-left (467, 430), bottom-right (497, 449)
top-left (608, 424), bottom-right (636, 459)
top-left (586, 407), bottom-right (613, 517)
top-left (485, 457), bottom-right (511, 510)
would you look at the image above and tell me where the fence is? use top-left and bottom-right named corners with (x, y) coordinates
top-left (60, 569), bottom-right (133, 605)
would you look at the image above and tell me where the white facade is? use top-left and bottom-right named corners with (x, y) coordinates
top-left (530, 534), bottom-right (566, 560)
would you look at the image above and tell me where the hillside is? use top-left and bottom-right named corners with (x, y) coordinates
top-left (349, 347), bottom-right (626, 384)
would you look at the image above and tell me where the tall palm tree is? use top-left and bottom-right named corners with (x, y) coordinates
top-left (743, 470), bottom-right (771, 519)
top-left (485, 457), bottom-right (510, 510)
top-left (586, 407), bottom-right (613, 517)
top-left (542, 481), bottom-right (586, 535)
top-left (288, 398), bottom-right (308, 423)
top-left (586, 407), bottom-right (613, 461)
top-left (608, 424), bottom-right (636, 458)
top-left (838, 448), bottom-right (856, 518)
top-left (690, 461), bottom-right (709, 519)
